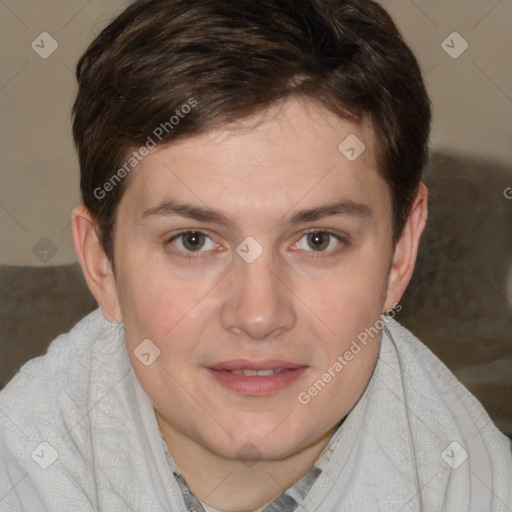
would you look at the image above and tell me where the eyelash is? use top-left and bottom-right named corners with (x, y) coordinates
top-left (165, 230), bottom-right (219, 260)
top-left (165, 229), bottom-right (348, 260)
top-left (293, 229), bottom-right (347, 259)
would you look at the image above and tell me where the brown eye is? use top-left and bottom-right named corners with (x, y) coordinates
top-left (167, 230), bottom-right (217, 257)
top-left (181, 231), bottom-right (206, 251)
top-left (292, 230), bottom-right (346, 256)
top-left (306, 232), bottom-right (331, 251)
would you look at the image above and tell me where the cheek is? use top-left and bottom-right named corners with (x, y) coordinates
top-left (298, 258), bottom-right (389, 335)
top-left (115, 258), bottom-right (184, 343)
top-left (302, 270), bottom-right (385, 408)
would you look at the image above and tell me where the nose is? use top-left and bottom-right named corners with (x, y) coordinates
top-left (220, 250), bottom-right (297, 341)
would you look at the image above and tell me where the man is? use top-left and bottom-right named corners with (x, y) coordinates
top-left (1, 0), bottom-right (511, 510)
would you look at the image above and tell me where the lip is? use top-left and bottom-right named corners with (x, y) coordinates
top-left (205, 360), bottom-right (309, 396)
top-left (208, 359), bottom-right (304, 371)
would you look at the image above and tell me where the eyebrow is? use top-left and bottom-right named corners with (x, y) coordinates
top-left (141, 198), bottom-right (371, 227)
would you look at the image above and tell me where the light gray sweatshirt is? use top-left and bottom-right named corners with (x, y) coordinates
top-left (0, 308), bottom-right (511, 511)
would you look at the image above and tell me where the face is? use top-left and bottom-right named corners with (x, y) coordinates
top-left (111, 97), bottom-right (397, 461)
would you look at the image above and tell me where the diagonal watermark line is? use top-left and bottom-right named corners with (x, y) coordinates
top-left (471, 467), bottom-right (512, 511)
top-left (398, 469), bottom-right (443, 511)
top-left (161, 366), bottom-right (233, 438)
top-left (264, 410), bottom-right (294, 438)
top-left (61, 204), bottom-right (87, 234)
top-left (0, 267), bottom-right (26, 296)
top-left (64, 368), bottom-right (131, 438)
top-left (61, 0), bottom-right (92, 30)
top-left (267, 164), bottom-right (337, 234)
top-left (0, 0), bottom-right (29, 29)
top-left (59, 220), bottom-right (71, 233)
top-left (0, 472), bottom-right (29, 503)
top-left (472, 0), bottom-right (503, 29)
top-left (472, 60), bottom-right (512, 106)
top-left (469, 203), bottom-right (500, 236)
top-left (0, 201), bottom-right (29, 233)
top-left (423, 61), bottom-right (439, 78)
top-left (163, 163), bottom-right (235, 234)
top-left (60, 59), bottom-right (76, 78)
top-left (0, 407), bottom-right (31, 440)
top-left (265, 266), bottom-right (336, 335)
top-left (408, 0), bottom-right (439, 28)
top-left (471, 265), bottom-right (510, 312)
top-left (0, 61), bottom-right (28, 92)
top-left (164, 265), bottom-right (234, 336)
top-left (265, 470), bottom-right (287, 493)
top-left (201, 471), bottom-right (233, 502)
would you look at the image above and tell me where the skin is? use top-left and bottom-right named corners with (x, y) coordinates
top-left (72, 96), bottom-right (427, 511)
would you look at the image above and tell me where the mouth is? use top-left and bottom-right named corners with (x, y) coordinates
top-left (229, 368), bottom-right (286, 376)
top-left (205, 360), bottom-right (309, 396)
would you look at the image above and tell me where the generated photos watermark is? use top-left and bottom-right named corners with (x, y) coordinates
top-left (93, 97), bottom-right (198, 200)
top-left (298, 302), bottom-right (402, 405)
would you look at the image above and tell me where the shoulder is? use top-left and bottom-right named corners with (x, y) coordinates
top-left (382, 318), bottom-right (512, 491)
top-left (382, 318), bottom-right (497, 421)
top-left (381, 318), bottom-right (499, 429)
top-left (0, 308), bottom-right (125, 507)
top-left (0, 308), bottom-right (118, 426)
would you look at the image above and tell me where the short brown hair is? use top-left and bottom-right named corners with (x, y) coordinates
top-left (72, 0), bottom-right (431, 264)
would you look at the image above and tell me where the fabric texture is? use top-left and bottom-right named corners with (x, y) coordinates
top-left (0, 308), bottom-right (511, 511)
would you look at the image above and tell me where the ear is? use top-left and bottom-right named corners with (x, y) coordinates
top-left (384, 183), bottom-right (428, 311)
top-left (71, 205), bottom-right (122, 323)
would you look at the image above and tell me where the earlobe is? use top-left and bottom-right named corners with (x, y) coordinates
top-left (384, 183), bottom-right (428, 311)
top-left (71, 205), bottom-right (122, 323)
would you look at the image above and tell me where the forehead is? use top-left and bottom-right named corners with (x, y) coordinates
top-left (119, 97), bottom-right (389, 222)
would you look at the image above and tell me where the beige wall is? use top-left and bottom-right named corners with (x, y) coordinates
top-left (381, 0), bottom-right (512, 163)
top-left (1, 0), bottom-right (511, 265)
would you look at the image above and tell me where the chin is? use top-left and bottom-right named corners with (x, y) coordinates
top-left (213, 438), bottom-right (300, 463)
top-left (201, 418), bottom-right (313, 462)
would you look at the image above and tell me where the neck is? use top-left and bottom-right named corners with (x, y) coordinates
top-left (156, 410), bottom-right (340, 512)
